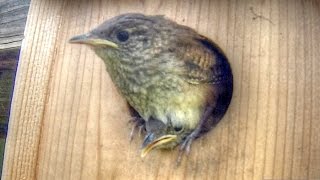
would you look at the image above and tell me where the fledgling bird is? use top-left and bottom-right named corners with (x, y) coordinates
top-left (69, 13), bottom-right (233, 159)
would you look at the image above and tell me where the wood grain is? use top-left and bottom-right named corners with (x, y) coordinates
top-left (2, 0), bottom-right (320, 179)
top-left (0, 0), bottom-right (30, 50)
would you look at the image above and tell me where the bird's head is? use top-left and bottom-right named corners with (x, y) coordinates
top-left (141, 117), bottom-right (192, 158)
top-left (69, 13), bottom-right (185, 68)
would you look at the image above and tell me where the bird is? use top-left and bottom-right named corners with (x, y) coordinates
top-left (69, 13), bottom-right (233, 160)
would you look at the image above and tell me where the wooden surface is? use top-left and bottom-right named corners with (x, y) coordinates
top-left (0, 0), bottom-right (30, 50)
top-left (2, 0), bottom-right (320, 179)
top-left (0, 0), bottom-right (30, 176)
top-left (0, 0), bottom-right (30, 177)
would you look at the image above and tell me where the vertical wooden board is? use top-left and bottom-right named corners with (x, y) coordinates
top-left (0, 0), bottom-right (30, 50)
top-left (2, 0), bottom-right (66, 179)
top-left (309, 1), bottom-right (320, 179)
top-left (2, 0), bottom-right (320, 180)
top-left (262, 0), bottom-right (279, 179)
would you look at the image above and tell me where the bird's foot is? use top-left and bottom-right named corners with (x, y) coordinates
top-left (128, 117), bottom-right (145, 141)
top-left (176, 106), bottom-right (214, 165)
top-left (176, 131), bottom-right (198, 166)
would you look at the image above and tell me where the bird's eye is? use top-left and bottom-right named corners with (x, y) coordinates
top-left (116, 31), bottom-right (129, 42)
top-left (174, 126), bottom-right (183, 132)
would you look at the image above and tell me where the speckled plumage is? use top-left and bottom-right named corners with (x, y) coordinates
top-left (70, 13), bottom-right (233, 157)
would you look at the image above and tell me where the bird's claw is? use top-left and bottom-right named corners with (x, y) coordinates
top-left (176, 133), bottom-right (197, 166)
top-left (175, 106), bottom-right (214, 165)
top-left (128, 117), bottom-right (145, 141)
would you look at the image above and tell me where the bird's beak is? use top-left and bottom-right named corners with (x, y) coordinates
top-left (69, 33), bottom-right (118, 49)
top-left (141, 134), bottom-right (177, 158)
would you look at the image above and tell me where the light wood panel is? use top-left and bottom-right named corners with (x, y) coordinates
top-left (0, 0), bottom-right (30, 50)
top-left (2, 0), bottom-right (320, 179)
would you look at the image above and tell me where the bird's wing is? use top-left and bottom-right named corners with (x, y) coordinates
top-left (176, 36), bottom-right (233, 134)
top-left (175, 35), bottom-right (232, 85)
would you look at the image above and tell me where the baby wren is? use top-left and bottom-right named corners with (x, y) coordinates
top-left (70, 13), bottom-right (233, 159)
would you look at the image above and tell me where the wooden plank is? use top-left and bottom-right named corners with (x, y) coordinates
top-left (2, 0), bottom-right (320, 179)
top-left (0, 2), bottom-right (30, 175)
top-left (0, 0), bottom-right (30, 50)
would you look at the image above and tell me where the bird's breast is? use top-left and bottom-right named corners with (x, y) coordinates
top-left (125, 80), bottom-right (211, 130)
top-left (98, 49), bottom-right (213, 129)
